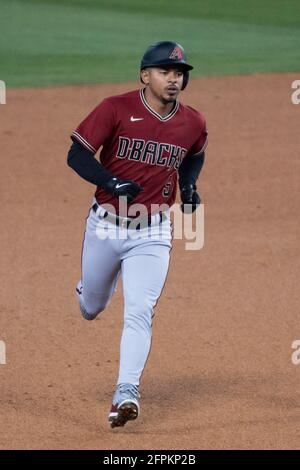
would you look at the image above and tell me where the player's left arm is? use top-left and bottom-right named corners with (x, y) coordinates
top-left (178, 152), bottom-right (205, 213)
top-left (179, 114), bottom-right (208, 213)
top-left (179, 151), bottom-right (205, 187)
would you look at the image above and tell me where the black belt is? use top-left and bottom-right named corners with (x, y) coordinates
top-left (92, 203), bottom-right (164, 230)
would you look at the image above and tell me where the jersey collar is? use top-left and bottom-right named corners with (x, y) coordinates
top-left (140, 88), bottom-right (179, 122)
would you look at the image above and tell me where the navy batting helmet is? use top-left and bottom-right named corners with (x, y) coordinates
top-left (140, 41), bottom-right (193, 90)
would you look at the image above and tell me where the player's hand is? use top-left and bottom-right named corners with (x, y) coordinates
top-left (105, 177), bottom-right (143, 204)
top-left (180, 184), bottom-right (201, 213)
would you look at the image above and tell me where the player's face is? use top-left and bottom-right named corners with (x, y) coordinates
top-left (142, 67), bottom-right (184, 104)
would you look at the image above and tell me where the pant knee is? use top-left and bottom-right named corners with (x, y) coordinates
top-left (77, 288), bottom-right (111, 318)
top-left (124, 302), bottom-right (153, 332)
top-left (82, 297), bottom-right (109, 317)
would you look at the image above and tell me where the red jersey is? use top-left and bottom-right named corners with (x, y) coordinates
top-left (72, 89), bottom-right (207, 216)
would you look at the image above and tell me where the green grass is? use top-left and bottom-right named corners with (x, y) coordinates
top-left (0, 0), bottom-right (300, 87)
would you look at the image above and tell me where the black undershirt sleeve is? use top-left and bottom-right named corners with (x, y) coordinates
top-left (67, 139), bottom-right (113, 187)
top-left (178, 152), bottom-right (205, 188)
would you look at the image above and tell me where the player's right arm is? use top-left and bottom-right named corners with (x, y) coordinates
top-left (67, 99), bottom-right (142, 203)
top-left (67, 140), bottom-right (112, 186)
top-left (67, 141), bottom-right (142, 203)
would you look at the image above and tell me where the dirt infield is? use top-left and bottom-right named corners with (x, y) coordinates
top-left (0, 73), bottom-right (299, 449)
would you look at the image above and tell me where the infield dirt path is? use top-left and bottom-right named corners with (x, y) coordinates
top-left (0, 73), bottom-right (299, 449)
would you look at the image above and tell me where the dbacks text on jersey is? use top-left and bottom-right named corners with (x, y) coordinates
top-left (116, 137), bottom-right (187, 170)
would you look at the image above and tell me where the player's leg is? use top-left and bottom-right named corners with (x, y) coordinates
top-left (108, 234), bottom-right (171, 427)
top-left (76, 207), bottom-right (121, 320)
top-left (118, 239), bottom-right (171, 385)
top-left (107, 211), bottom-right (172, 427)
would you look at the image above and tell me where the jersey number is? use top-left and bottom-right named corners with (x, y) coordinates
top-left (162, 182), bottom-right (172, 197)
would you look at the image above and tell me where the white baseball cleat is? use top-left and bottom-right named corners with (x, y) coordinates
top-left (108, 383), bottom-right (140, 428)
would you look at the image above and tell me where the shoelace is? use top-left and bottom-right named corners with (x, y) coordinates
top-left (118, 383), bottom-right (140, 399)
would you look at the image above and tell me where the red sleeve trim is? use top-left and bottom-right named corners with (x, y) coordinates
top-left (71, 131), bottom-right (97, 154)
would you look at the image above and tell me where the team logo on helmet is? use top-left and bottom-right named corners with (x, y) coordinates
top-left (169, 46), bottom-right (184, 61)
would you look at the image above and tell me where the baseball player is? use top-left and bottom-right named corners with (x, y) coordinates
top-left (67, 41), bottom-right (207, 428)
